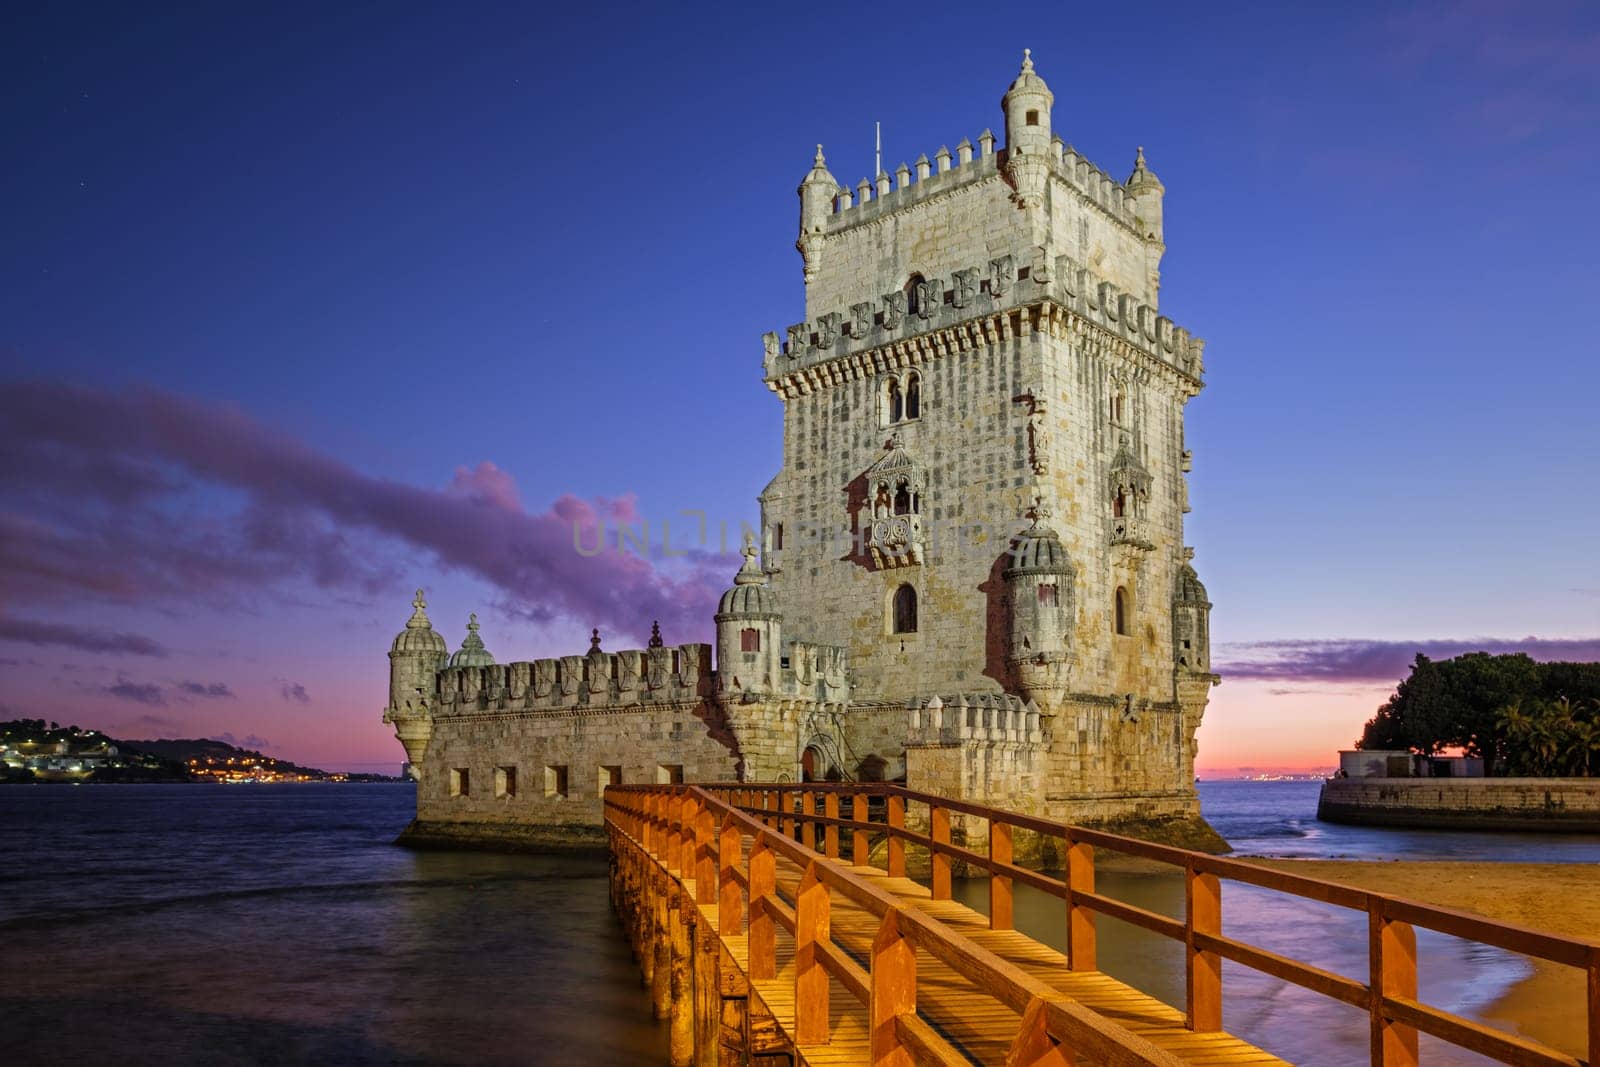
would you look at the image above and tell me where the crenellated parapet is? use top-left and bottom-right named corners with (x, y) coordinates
top-left (777, 640), bottom-right (850, 704)
top-left (762, 250), bottom-right (1204, 396)
top-left (818, 133), bottom-right (1148, 237)
top-left (906, 693), bottom-right (1045, 747)
top-left (434, 642), bottom-right (713, 715)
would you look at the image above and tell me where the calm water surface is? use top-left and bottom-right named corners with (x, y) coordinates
top-left (4, 780), bottom-right (1596, 1065)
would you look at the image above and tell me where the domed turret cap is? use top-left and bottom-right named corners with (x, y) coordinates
top-left (798, 144), bottom-right (839, 192)
top-left (1126, 146), bottom-right (1164, 191)
top-left (448, 613), bottom-right (495, 668)
top-left (392, 589), bottom-right (449, 655)
top-left (1175, 564), bottom-right (1210, 605)
top-left (717, 533), bottom-right (779, 618)
top-left (1004, 501), bottom-right (1075, 577)
top-left (1003, 49), bottom-right (1054, 106)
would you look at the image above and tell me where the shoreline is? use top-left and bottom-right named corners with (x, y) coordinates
top-left (1250, 859), bottom-right (1597, 1060)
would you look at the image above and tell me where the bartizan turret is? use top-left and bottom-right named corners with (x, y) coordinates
top-left (384, 590), bottom-right (449, 775)
top-left (1001, 48), bottom-right (1054, 209)
top-left (715, 534), bottom-right (783, 696)
top-left (1004, 501), bottom-right (1075, 706)
top-left (796, 145), bottom-right (838, 284)
top-left (1172, 552), bottom-right (1212, 674)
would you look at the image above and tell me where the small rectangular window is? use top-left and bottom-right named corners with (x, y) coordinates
top-left (740, 627), bottom-right (761, 652)
top-left (450, 767), bottom-right (470, 797)
top-left (1025, 109), bottom-right (1039, 126)
top-left (772, 523), bottom-right (784, 550)
top-left (598, 765), bottom-right (622, 793)
top-left (544, 764), bottom-right (568, 799)
top-left (657, 764), bottom-right (683, 785)
top-left (494, 765), bottom-right (517, 798)
top-left (1038, 584), bottom-right (1058, 607)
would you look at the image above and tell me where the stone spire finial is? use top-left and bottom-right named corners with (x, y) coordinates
top-left (1026, 493), bottom-right (1053, 527)
top-left (589, 627), bottom-right (602, 654)
top-left (733, 531), bottom-right (765, 586)
top-left (1021, 47), bottom-right (1033, 73)
top-left (815, 143), bottom-right (825, 166)
top-left (406, 589), bottom-right (432, 629)
top-left (648, 620), bottom-right (663, 648)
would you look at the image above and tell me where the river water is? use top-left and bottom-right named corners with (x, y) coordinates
top-left (2, 781), bottom-right (1596, 1065)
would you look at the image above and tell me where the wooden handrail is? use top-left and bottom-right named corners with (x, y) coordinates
top-left (653, 780), bottom-right (1600, 1067)
top-left (605, 785), bottom-right (1182, 1064)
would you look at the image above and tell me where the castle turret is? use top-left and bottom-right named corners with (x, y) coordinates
top-left (449, 613), bottom-right (495, 668)
top-left (1003, 503), bottom-right (1076, 706)
top-left (1125, 146), bottom-right (1165, 242)
top-left (715, 534), bottom-right (782, 695)
top-left (796, 145), bottom-right (838, 283)
top-left (1001, 49), bottom-right (1054, 209)
top-left (384, 590), bottom-right (449, 774)
top-left (1173, 556), bottom-right (1212, 673)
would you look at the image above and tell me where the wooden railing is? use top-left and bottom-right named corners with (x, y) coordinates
top-left (606, 782), bottom-right (1600, 1067)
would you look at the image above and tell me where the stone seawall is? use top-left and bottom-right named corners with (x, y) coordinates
top-left (1318, 778), bottom-right (1600, 833)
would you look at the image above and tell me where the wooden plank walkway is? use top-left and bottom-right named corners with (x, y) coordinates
top-left (683, 848), bottom-right (1286, 1066)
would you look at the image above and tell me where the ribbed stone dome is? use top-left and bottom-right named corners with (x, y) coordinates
top-left (392, 590), bottom-right (449, 655)
top-left (448, 613), bottom-right (495, 668)
top-left (1175, 564), bottom-right (1210, 605)
top-left (1004, 521), bottom-right (1074, 577)
top-left (716, 534), bottom-right (780, 618)
top-left (1003, 49), bottom-right (1053, 103)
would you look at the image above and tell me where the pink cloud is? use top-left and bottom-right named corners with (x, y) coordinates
top-left (0, 382), bottom-right (736, 646)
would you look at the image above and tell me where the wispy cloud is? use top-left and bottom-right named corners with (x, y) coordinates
top-left (1216, 636), bottom-right (1600, 683)
top-left (0, 616), bottom-right (166, 657)
top-left (0, 383), bottom-right (734, 646)
top-left (177, 680), bottom-right (235, 700)
top-left (215, 731), bottom-right (273, 751)
top-left (279, 682), bottom-right (311, 705)
top-left (105, 678), bottom-right (166, 706)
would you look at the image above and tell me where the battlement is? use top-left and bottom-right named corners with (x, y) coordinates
top-left (820, 136), bottom-right (1146, 236)
top-left (762, 250), bottom-right (1204, 390)
top-left (434, 642), bottom-right (713, 714)
top-left (777, 640), bottom-right (850, 703)
top-left (906, 693), bottom-right (1045, 747)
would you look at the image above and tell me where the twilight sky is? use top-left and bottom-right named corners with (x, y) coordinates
top-left (2, 2), bottom-right (1597, 774)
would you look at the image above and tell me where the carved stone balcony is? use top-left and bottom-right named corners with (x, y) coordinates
top-left (1110, 514), bottom-right (1153, 550)
top-left (867, 514), bottom-right (923, 569)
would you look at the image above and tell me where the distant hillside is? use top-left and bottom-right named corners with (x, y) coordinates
top-left (127, 737), bottom-right (329, 776)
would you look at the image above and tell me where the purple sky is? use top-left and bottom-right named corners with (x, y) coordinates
top-left (2, 3), bottom-right (1596, 773)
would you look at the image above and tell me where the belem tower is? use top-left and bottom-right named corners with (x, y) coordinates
top-left (383, 52), bottom-right (1223, 852)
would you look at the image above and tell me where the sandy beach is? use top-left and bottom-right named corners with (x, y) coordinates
top-left (1254, 860), bottom-right (1599, 1059)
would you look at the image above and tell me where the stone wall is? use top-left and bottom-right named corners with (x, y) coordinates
top-left (1318, 777), bottom-right (1600, 832)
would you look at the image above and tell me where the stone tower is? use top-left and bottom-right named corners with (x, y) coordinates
top-left (759, 50), bottom-right (1218, 831)
top-left (384, 590), bottom-right (448, 771)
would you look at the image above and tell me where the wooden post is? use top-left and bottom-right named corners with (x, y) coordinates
top-left (782, 791), bottom-right (796, 841)
top-left (869, 910), bottom-right (916, 1067)
top-left (886, 795), bottom-right (906, 878)
top-left (652, 870), bottom-right (672, 1018)
top-left (824, 793), bottom-right (840, 859)
top-left (1185, 865), bottom-right (1222, 1032)
top-left (852, 794), bottom-right (869, 866)
top-left (695, 806), bottom-right (717, 905)
top-left (748, 837), bottom-right (776, 980)
top-left (1006, 996), bottom-right (1075, 1066)
top-left (990, 820), bottom-right (1013, 931)
top-left (930, 804), bottom-right (951, 900)
top-left (669, 890), bottom-right (693, 1066)
top-left (665, 793), bottom-right (683, 873)
top-left (1368, 897), bottom-right (1419, 1067)
top-left (795, 862), bottom-right (831, 1045)
top-left (644, 793), bottom-right (657, 856)
top-left (1588, 946), bottom-right (1600, 1067)
top-left (1065, 835), bottom-right (1096, 971)
top-left (719, 818), bottom-right (743, 937)
top-left (680, 795), bottom-right (699, 879)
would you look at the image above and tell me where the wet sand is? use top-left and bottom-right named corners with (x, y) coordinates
top-left (1253, 860), bottom-right (1599, 1059)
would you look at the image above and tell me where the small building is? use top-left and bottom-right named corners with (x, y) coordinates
top-left (1337, 750), bottom-right (1485, 779)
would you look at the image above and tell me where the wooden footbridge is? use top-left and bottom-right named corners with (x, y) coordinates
top-left (605, 783), bottom-right (1599, 1067)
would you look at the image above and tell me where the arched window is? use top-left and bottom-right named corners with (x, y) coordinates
top-left (1113, 490), bottom-right (1126, 518)
top-left (893, 481), bottom-right (912, 515)
top-left (1114, 587), bottom-right (1130, 636)
top-left (1038, 583), bottom-right (1058, 607)
top-left (1110, 390), bottom-right (1125, 425)
top-left (892, 584), bottom-right (918, 634)
top-left (905, 373), bottom-right (920, 419)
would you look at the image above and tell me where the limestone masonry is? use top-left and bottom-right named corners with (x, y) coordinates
top-left (384, 53), bottom-right (1223, 851)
